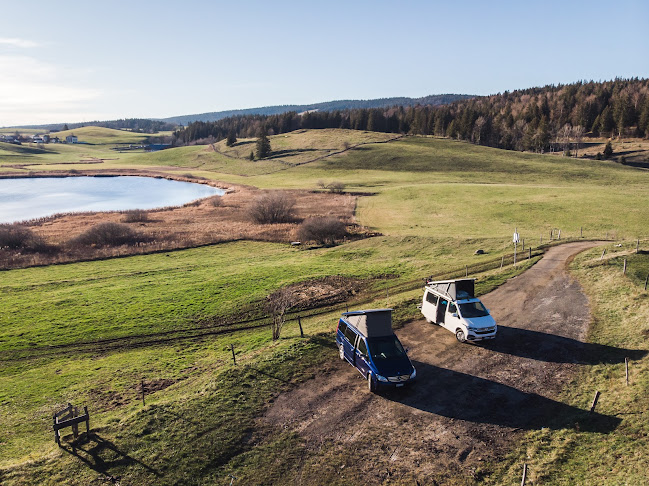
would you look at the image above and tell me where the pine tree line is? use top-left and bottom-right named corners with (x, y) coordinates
top-left (174, 78), bottom-right (649, 152)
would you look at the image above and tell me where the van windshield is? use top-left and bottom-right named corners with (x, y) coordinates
top-left (459, 301), bottom-right (489, 318)
top-left (367, 336), bottom-right (407, 361)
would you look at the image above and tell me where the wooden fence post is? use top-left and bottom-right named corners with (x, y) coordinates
top-left (529, 247), bottom-right (532, 260)
top-left (500, 255), bottom-right (504, 270)
top-left (600, 249), bottom-right (606, 260)
top-left (53, 415), bottom-right (60, 446)
top-left (141, 380), bottom-right (146, 406)
top-left (590, 391), bottom-right (601, 413)
top-left (623, 258), bottom-right (627, 275)
top-left (230, 344), bottom-right (236, 366)
top-left (465, 265), bottom-right (468, 277)
top-left (298, 316), bottom-right (304, 338)
top-left (558, 229), bottom-right (561, 240)
top-left (644, 274), bottom-right (648, 291)
top-left (84, 406), bottom-right (89, 435)
top-left (580, 226), bottom-right (583, 238)
top-left (625, 357), bottom-right (629, 386)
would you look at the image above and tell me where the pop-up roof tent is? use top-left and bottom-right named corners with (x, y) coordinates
top-left (425, 279), bottom-right (475, 300)
top-left (342, 309), bottom-right (393, 337)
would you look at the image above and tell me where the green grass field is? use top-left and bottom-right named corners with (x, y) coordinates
top-left (2, 128), bottom-right (649, 484)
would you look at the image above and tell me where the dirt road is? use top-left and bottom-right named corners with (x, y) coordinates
top-left (264, 242), bottom-right (629, 484)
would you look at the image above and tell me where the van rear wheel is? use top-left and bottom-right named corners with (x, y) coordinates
top-left (368, 373), bottom-right (376, 393)
top-left (339, 344), bottom-right (345, 360)
top-left (456, 329), bottom-right (466, 343)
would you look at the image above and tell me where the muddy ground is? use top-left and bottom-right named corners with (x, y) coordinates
top-left (264, 242), bottom-right (630, 484)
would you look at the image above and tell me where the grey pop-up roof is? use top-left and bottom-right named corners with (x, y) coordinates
top-left (425, 279), bottom-right (475, 300)
top-left (342, 309), bottom-right (393, 337)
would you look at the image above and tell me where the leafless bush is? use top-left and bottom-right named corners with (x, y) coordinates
top-left (249, 191), bottom-right (296, 224)
top-left (297, 217), bottom-right (347, 245)
top-left (316, 180), bottom-right (326, 189)
top-left (0, 224), bottom-right (50, 251)
top-left (209, 196), bottom-right (223, 207)
top-left (265, 287), bottom-right (297, 340)
top-left (327, 181), bottom-right (346, 193)
top-left (122, 209), bottom-right (150, 223)
top-left (69, 222), bottom-right (144, 247)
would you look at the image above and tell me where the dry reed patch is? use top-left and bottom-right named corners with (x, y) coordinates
top-left (0, 183), bottom-right (362, 269)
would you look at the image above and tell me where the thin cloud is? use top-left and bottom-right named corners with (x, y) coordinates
top-left (0, 37), bottom-right (40, 48)
top-left (0, 55), bottom-right (103, 126)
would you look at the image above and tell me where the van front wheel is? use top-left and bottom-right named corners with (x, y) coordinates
top-left (456, 329), bottom-right (466, 343)
top-left (368, 373), bottom-right (376, 393)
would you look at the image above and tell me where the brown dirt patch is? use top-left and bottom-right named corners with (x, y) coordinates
top-left (285, 276), bottom-right (365, 310)
top-left (263, 242), bottom-right (625, 484)
top-left (0, 172), bottom-right (364, 269)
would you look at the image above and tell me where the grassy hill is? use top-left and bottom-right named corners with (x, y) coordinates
top-left (1, 127), bottom-right (649, 484)
top-left (51, 126), bottom-right (159, 145)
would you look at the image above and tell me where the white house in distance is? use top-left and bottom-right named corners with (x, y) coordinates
top-left (65, 135), bottom-right (78, 143)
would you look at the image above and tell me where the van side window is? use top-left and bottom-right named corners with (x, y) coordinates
top-left (344, 326), bottom-right (358, 344)
top-left (426, 292), bottom-right (438, 305)
top-left (338, 321), bottom-right (348, 334)
top-left (448, 303), bottom-right (457, 314)
top-left (357, 338), bottom-right (368, 357)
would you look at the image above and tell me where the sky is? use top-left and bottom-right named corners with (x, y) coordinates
top-left (1, 0), bottom-right (648, 127)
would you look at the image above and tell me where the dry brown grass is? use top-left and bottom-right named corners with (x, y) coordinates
top-left (0, 176), bottom-right (362, 269)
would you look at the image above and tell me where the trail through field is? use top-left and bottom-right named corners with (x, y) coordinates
top-left (264, 242), bottom-right (628, 483)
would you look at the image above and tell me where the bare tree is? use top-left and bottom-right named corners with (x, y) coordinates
top-left (472, 116), bottom-right (486, 145)
top-left (559, 124), bottom-right (573, 156)
top-left (265, 288), bottom-right (296, 340)
top-left (571, 125), bottom-right (585, 157)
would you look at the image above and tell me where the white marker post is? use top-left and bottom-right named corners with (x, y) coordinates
top-left (513, 229), bottom-right (520, 266)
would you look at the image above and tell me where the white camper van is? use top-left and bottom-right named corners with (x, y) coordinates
top-left (420, 279), bottom-right (497, 343)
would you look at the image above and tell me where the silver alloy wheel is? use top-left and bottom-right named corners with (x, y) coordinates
top-left (456, 329), bottom-right (466, 343)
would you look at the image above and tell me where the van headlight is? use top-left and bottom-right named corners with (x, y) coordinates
top-left (410, 369), bottom-right (417, 379)
top-left (376, 374), bottom-right (388, 382)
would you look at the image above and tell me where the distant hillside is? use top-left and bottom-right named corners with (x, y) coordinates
top-left (174, 78), bottom-right (649, 157)
top-left (4, 118), bottom-right (176, 133)
top-left (162, 94), bottom-right (474, 125)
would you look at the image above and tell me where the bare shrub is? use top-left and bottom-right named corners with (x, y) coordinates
top-left (265, 287), bottom-right (297, 340)
top-left (316, 180), bottom-right (326, 189)
top-left (209, 197), bottom-right (223, 207)
top-left (0, 224), bottom-right (49, 251)
top-left (297, 217), bottom-right (347, 245)
top-left (327, 181), bottom-right (346, 193)
top-left (122, 209), bottom-right (150, 223)
top-left (70, 222), bottom-right (143, 247)
top-left (249, 191), bottom-right (295, 224)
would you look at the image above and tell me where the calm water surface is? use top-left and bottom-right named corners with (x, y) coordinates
top-left (0, 176), bottom-right (225, 223)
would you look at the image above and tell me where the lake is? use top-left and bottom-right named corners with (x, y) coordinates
top-left (0, 176), bottom-right (226, 224)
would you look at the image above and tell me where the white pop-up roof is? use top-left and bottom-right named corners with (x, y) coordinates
top-left (342, 309), bottom-right (393, 337)
top-left (425, 279), bottom-right (476, 301)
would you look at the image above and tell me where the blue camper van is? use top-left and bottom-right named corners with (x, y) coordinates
top-left (336, 309), bottom-right (416, 392)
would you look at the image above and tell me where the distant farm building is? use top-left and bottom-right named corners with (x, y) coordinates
top-left (66, 135), bottom-right (78, 143)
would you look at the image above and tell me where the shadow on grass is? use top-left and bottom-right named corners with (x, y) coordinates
top-left (61, 431), bottom-right (161, 479)
top-left (481, 325), bottom-right (647, 364)
top-left (384, 360), bottom-right (621, 433)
